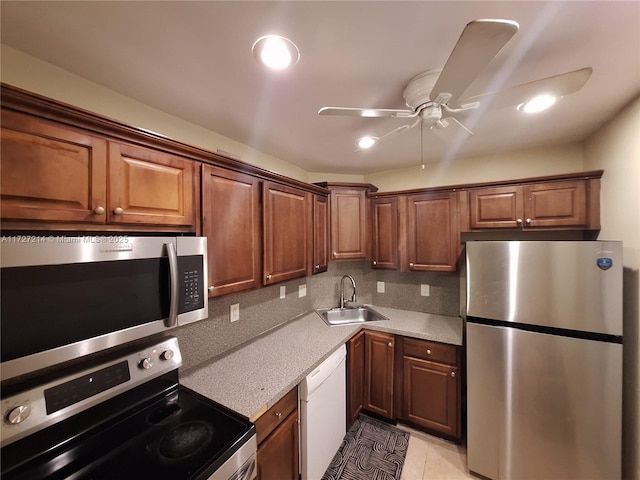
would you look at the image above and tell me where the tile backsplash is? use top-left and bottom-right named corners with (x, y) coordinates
top-left (176, 261), bottom-right (460, 372)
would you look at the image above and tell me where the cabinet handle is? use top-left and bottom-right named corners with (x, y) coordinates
top-left (387, 342), bottom-right (392, 347)
top-left (409, 263), bottom-right (414, 268)
top-left (451, 371), bottom-right (456, 378)
top-left (113, 207), bottom-right (124, 215)
top-left (427, 349), bottom-right (432, 355)
top-left (373, 261), bottom-right (377, 266)
top-left (93, 206), bottom-right (105, 215)
top-left (525, 218), bottom-right (532, 225)
top-left (275, 412), bottom-right (282, 418)
top-left (208, 286), bottom-right (215, 292)
top-left (333, 252), bottom-right (337, 258)
top-left (266, 274), bottom-right (272, 281)
top-left (315, 265), bottom-right (320, 270)
top-left (516, 218), bottom-right (523, 225)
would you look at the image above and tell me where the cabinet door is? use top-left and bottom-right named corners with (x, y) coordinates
top-left (257, 410), bottom-right (299, 480)
top-left (108, 142), bottom-right (195, 227)
top-left (402, 356), bottom-right (460, 439)
top-left (1, 110), bottom-right (107, 224)
top-left (371, 197), bottom-right (399, 270)
top-left (524, 180), bottom-right (588, 227)
top-left (364, 331), bottom-right (395, 419)
top-left (347, 330), bottom-right (365, 428)
top-left (312, 194), bottom-right (329, 274)
top-left (202, 165), bottom-right (261, 297)
top-left (469, 185), bottom-right (524, 229)
top-left (263, 182), bottom-right (310, 284)
top-left (406, 192), bottom-right (459, 272)
top-left (330, 188), bottom-right (369, 260)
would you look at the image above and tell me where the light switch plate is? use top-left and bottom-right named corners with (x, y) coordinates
top-left (377, 281), bottom-right (385, 293)
top-left (299, 284), bottom-right (307, 298)
top-left (280, 286), bottom-right (286, 299)
top-left (230, 303), bottom-right (240, 322)
top-left (421, 284), bottom-right (430, 297)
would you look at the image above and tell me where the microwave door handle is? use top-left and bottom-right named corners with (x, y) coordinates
top-left (166, 242), bottom-right (179, 327)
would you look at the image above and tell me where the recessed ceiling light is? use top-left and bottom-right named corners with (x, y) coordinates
top-left (252, 35), bottom-right (300, 70)
top-left (518, 94), bottom-right (557, 113)
top-left (357, 136), bottom-right (377, 149)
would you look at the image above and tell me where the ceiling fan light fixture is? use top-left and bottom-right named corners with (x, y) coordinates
top-left (357, 136), bottom-right (377, 149)
top-left (252, 35), bottom-right (300, 70)
top-left (518, 94), bottom-right (557, 113)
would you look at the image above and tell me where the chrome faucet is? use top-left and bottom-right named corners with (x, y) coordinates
top-left (339, 275), bottom-right (357, 309)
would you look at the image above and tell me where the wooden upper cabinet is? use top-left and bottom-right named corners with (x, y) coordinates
top-left (1, 110), bottom-right (108, 224)
top-left (323, 184), bottom-right (376, 260)
top-left (406, 191), bottom-right (459, 272)
top-left (202, 165), bottom-right (261, 297)
top-left (263, 182), bottom-right (310, 285)
top-left (108, 142), bottom-right (196, 227)
top-left (312, 194), bottom-right (329, 274)
top-left (469, 179), bottom-right (594, 230)
top-left (371, 196), bottom-right (399, 270)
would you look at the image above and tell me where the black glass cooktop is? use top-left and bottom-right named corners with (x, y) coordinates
top-left (1, 374), bottom-right (255, 480)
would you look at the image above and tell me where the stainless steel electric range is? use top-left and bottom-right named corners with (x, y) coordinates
top-left (1, 337), bottom-right (256, 480)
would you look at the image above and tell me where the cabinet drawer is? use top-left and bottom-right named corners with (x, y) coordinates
top-left (255, 387), bottom-right (297, 445)
top-left (402, 337), bottom-right (457, 365)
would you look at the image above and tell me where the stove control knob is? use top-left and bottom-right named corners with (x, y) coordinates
top-left (160, 349), bottom-right (174, 361)
top-left (139, 357), bottom-right (153, 370)
top-left (6, 405), bottom-right (31, 425)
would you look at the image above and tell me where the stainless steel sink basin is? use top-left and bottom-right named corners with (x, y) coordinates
top-left (315, 306), bottom-right (388, 326)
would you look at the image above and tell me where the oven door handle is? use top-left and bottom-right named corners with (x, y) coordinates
top-left (166, 242), bottom-right (179, 327)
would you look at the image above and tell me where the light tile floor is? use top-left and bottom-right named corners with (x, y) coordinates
top-left (398, 424), bottom-right (478, 480)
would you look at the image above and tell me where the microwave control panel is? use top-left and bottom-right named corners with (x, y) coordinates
top-left (178, 255), bottom-right (204, 313)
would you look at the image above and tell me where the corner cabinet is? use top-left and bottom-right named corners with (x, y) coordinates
top-left (202, 165), bottom-right (261, 297)
top-left (256, 388), bottom-right (299, 480)
top-left (467, 174), bottom-right (601, 231)
top-left (347, 330), bottom-right (365, 428)
top-left (317, 183), bottom-right (377, 261)
top-left (263, 182), bottom-right (311, 285)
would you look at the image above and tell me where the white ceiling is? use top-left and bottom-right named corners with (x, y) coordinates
top-left (1, 1), bottom-right (639, 175)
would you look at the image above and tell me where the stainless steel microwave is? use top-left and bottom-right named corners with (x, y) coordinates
top-left (0, 236), bottom-right (208, 381)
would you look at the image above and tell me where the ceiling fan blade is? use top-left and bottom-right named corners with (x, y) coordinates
top-left (430, 117), bottom-right (473, 143)
top-left (318, 107), bottom-right (416, 118)
top-left (459, 67), bottom-right (593, 110)
top-left (431, 19), bottom-right (519, 106)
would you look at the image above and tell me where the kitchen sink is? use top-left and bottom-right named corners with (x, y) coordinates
top-left (315, 306), bottom-right (389, 326)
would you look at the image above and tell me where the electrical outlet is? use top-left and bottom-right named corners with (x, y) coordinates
top-left (299, 284), bottom-right (307, 298)
top-left (377, 281), bottom-right (385, 293)
top-left (421, 284), bottom-right (430, 297)
top-left (280, 285), bottom-right (286, 299)
top-left (230, 303), bottom-right (240, 322)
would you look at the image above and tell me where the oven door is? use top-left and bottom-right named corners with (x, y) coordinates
top-left (1, 236), bottom-right (207, 381)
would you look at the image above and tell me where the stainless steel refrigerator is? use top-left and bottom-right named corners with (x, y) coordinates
top-left (465, 241), bottom-right (623, 480)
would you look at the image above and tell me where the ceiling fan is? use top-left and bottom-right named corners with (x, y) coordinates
top-left (318, 19), bottom-right (592, 160)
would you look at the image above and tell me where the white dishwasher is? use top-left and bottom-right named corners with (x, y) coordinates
top-left (299, 344), bottom-right (347, 480)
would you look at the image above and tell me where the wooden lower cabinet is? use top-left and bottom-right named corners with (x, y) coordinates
top-left (399, 337), bottom-right (461, 440)
top-left (363, 331), bottom-right (395, 420)
top-left (347, 330), bottom-right (462, 442)
top-left (347, 330), bottom-right (365, 428)
top-left (256, 388), bottom-right (299, 480)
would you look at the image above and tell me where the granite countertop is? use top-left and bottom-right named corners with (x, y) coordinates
top-left (180, 305), bottom-right (462, 421)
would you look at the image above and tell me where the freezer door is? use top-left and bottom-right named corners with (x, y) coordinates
top-left (466, 241), bottom-right (622, 335)
top-left (467, 322), bottom-right (622, 480)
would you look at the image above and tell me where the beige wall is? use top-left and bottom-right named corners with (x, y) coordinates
top-left (364, 143), bottom-right (584, 192)
top-left (0, 45), bottom-right (309, 182)
top-left (584, 95), bottom-right (640, 480)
